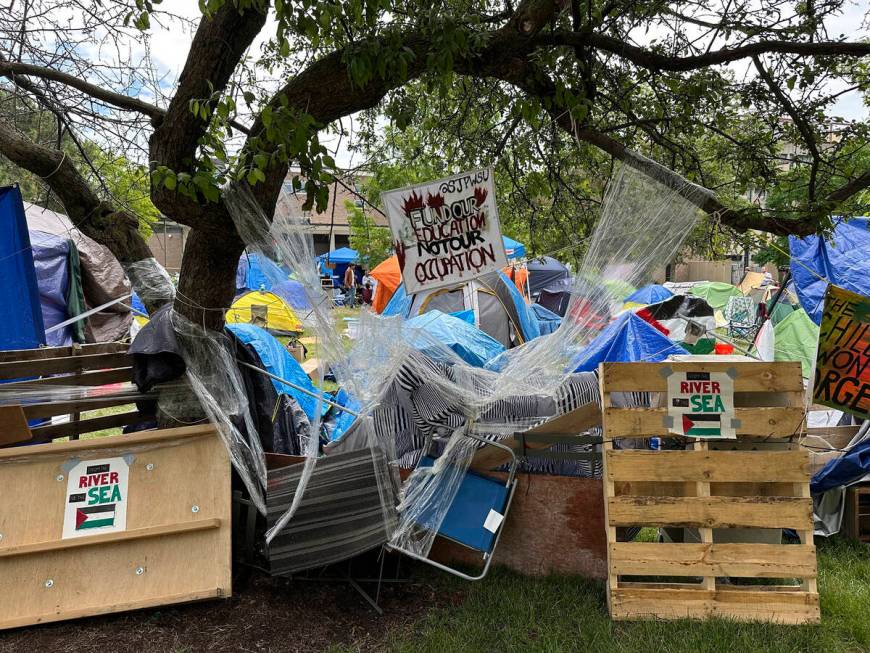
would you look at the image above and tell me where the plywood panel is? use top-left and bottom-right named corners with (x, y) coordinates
top-left (607, 496), bottom-right (812, 529)
top-left (606, 450), bottom-right (811, 483)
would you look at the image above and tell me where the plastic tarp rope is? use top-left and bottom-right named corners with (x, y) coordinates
top-left (570, 311), bottom-right (688, 372)
top-left (0, 186), bottom-right (45, 350)
top-left (789, 217), bottom-right (870, 325)
top-left (226, 323), bottom-right (323, 422)
top-left (404, 310), bottom-right (506, 367)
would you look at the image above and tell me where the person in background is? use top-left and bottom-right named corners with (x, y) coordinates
top-left (361, 281), bottom-right (373, 305)
top-left (362, 269), bottom-right (376, 293)
top-left (343, 263), bottom-right (357, 307)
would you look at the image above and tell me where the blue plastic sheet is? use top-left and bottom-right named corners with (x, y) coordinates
top-left (498, 272), bottom-right (540, 341)
top-left (226, 323), bottom-right (323, 421)
top-left (789, 217), bottom-right (870, 325)
top-left (571, 311), bottom-right (688, 372)
top-left (30, 230), bottom-right (72, 346)
top-left (236, 252), bottom-right (287, 292)
top-left (625, 283), bottom-right (673, 305)
top-left (405, 310), bottom-right (506, 367)
top-left (383, 281), bottom-right (411, 317)
top-left (0, 186), bottom-right (45, 350)
top-left (811, 437), bottom-right (870, 494)
top-left (531, 303), bottom-right (562, 335)
top-left (501, 235), bottom-right (525, 259)
top-left (325, 387), bottom-right (361, 442)
top-left (131, 291), bottom-right (148, 317)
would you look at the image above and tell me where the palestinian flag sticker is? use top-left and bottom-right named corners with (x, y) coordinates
top-left (62, 457), bottom-right (129, 539)
top-left (667, 370), bottom-right (736, 439)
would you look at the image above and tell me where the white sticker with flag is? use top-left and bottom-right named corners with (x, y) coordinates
top-left (62, 457), bottom-right (129, 539)
top-left (667, 370), bottom-right (736, 439)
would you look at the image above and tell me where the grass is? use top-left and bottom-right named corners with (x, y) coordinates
top-left (356, 537), bottom-right (870, 653)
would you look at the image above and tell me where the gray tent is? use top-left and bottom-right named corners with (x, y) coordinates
top-left (25, 203), bottom-right (132, 342)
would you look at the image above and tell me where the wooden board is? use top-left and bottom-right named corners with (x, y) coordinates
top-left (0, 424), bottom-right (231, 629)
top-left (0, 405), bottom-right (31, 446)
top-left (600, 360), bottom-right (819, 625)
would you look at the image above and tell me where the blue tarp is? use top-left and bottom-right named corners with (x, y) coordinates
top-left (383, 281), bottom-right (411, 317)
top-left (317, 247), bottom-right (360, 287)
top-left (571, 311), bottom-right (688, 372)
top-left (811, 437), bottom-right (870, 494)
top-left (0, 186), bottom-right (45, 350)
top-left (226, 323), bottom-right (322, 422)
top-left (405, 310), bottom-right (506, 367)
top-left (532, 303), bottom-right (562, 335)
top-left (236, 252), bottom-right (287, 292)
top-left (325, 388), bottom-right (361, 442)
top-left (625, 283), bottom-right (673, 306)
top-left (272, 279), bottom-right (312, 311)
top-left (789, 217), bottom-right (870, 325)
top-left (30, 231), bottom-right (72, 347)
top-left (502, 235), bottom-right (525, 259)
top-left (498, 272), bottom-right (540, 341)
top-left (131, 291), bottom-right (148, 317)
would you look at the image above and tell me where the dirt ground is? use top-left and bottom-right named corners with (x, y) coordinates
top-left (0, 565), bottom-right (453, 653)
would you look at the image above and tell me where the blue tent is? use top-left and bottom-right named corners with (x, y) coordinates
top-left (502, 235), bottom-right (525, 259)
top-left (625, 284), bottom-right (673, 306)
top-left (498, 271), bottom-right (540, 341)
top-left (811, 437), bottom-right (870, 495)
top-left (226, 323), bottom-right (323, 422)
top-left (789, 217), bottom-right (870, 325)
top-left (236, 252), bottom-right (287, 292)
top-left (527, 256), bottom-right (570, 297)
top-left (571, 311), bottom-right (688, 372)
top-left (317, 247), bottom-right (359, 287)
top-left (0, 186), bottom-right (45, 351)
top-left (30, 231), bottom-right (74, 346)
top-left (272, 279), bottom-right (312, 311)
top-left (404, 310), bottom-right (506, 367)
top-left (532, 303), bottom-right (562, 335)
top-left (383, 281), bottom-right (411, 317)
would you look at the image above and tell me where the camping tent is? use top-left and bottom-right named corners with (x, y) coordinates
top-left (635, 294), bottom-right (716, 343)
top-left (317, 247), bottom-right (359, 287)
top-left (789, 217), bottom-right (870, 324)
top-left (772, 308), bottom-right (819, 378)
top-left (403, 271), bottom-right (540, 348)
top-left (226, 290), bottom-right (303, 334)
top-left (272, 280), bottom-right (312, 311)
top-left (370, 255), bottom-right (402, 313)
top-left (526, 256), bottom-right (570, 298)
top-left (236, 252), bottom-right (287, 292)
top-left (30, 230), bottom-right (87, 346)
top-left (404, 310), bottom-right (506, 367)
top-left (24, 202), bottom-right (131, 342)
top-left (571, 311), bottom-right (689, 372)
top-left (624, 283), bottom-right (672, 306)
top-left (0, 186), bottom-right (45, 350)
top-left (689, 281), bottom-right (743, 310)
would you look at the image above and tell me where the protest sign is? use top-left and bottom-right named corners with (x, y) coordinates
top-left (62, 457), bottom-right (129, 539)
top-left (382, 168), bottom-right (507, 294)
top-left (667, 370), bottom-right (736, 439)
top-left (813, 284), bottom-right (870, 419)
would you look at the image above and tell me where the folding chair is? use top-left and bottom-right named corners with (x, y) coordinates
top-left (393, 433), bottom-right (518, 581)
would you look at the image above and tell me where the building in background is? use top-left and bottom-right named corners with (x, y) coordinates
top-left (146, 217), bottom-right (189, 273)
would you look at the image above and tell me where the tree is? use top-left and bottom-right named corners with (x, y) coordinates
top-left (0, 0), bottom-right (868, 326)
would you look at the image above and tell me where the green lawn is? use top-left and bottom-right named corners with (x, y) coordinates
top-left (362, 537), bottom-right (870, 653)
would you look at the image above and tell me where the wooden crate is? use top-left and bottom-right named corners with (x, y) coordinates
top-left (842, 483), bottom-right (870, 543)
top-left (0, 424), bottom-right (231, 629)
top-left (600, 360), bottom-right (820, 624)
top-left (0, 343), bottom-right (154, 446)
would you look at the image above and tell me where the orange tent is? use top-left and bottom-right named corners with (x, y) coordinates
top-left (371, 255), bottom-right (402, 313)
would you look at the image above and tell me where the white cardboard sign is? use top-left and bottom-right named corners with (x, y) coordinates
top-left (62, 457), bottom-right (129, 539)
top-left (666, 370), bottom-right (736, 439)
top-left (382, 168), bottom-right (507, 295)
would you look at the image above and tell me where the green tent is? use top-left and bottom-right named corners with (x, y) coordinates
top-left (773, 308), bottom-right (819, 378)
top-left (689, 281), bottom-right (743, 311)
top-left (767, 301), bottom-right (795, 327)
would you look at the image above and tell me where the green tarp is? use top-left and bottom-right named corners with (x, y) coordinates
top-left (773, 308), bottom-right (819, 378)
top-left (689, 281), bottom-right (743, 311)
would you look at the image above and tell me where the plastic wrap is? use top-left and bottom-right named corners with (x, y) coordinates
top-left (123, 257), bottom-right (175, 309)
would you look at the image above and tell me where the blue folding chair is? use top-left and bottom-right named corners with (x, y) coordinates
top-left (394, 435), bottom-right (518, 581)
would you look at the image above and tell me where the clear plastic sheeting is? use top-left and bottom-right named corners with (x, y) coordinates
top-left (169, 311), bottom-right (268, 514)
top-left (123, 257), bottom-right (175, 309)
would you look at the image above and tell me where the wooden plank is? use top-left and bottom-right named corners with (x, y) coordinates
top-left (0, 352), bottom-right (132, 381)
top-left (609, 542), bottom-right (817, 578)
top-left (23, 394), bottom-right (155, 420)
top-left (0, 367), bottom-right (133, 388)
top-left (470, 401), bottom-right (601, 472)
top-left (606, 450), bottom-right (812, 483)
top-left (301, 358), bottom-right (321, 381)
top-left (29, 409), bottom-right (151, 442)
top-left (607, 495), bottom-right (812, 529)
top-left (0, 343), bottom-right (127, 364)
top-left (692, 439), bottom-right (715, 592)
top-left (610, 586), bottom-right (819, 624)
top-left (806, 425), bottom-right (861, 450)
top-left (0, 405), bottom-right (32, 446)
top-left (0, 423), bottom-right (231, 629)
top-left (0, 423), bottom-right (215, 460)
top-left (600, 361), bottom-right (803, 393)
top-left (603, 406), bottom-right (804, 438)
top-left (0, 519), bottom-right (221, 558)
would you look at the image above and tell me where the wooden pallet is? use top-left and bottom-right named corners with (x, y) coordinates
top-left (842, 483), bottom-right (870, 543)
top-left (600, 360), bottom-right (820, 624)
